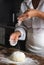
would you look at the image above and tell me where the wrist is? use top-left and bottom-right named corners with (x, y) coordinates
top-left (15, 31), bottom-right (21, 37)
top-left (36, 10), bottom-right (42, 17)
top-left (34, 10), bottom-right (39, 17)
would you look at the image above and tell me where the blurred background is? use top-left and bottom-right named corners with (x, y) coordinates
top-left (0, 0), bottom-right (23, 48)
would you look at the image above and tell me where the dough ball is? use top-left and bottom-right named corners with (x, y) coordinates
top-left (9, 51), bottom-right (26, 62)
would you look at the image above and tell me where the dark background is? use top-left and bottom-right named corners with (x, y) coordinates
top-left (0, 0), bottom-right (24, 48)
top-left (0, 0), bottom-right (23, 25)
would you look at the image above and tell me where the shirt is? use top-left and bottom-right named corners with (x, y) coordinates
top-left (15, 0), bottom-right (44, 57)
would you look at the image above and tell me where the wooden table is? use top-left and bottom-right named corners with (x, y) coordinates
top-left (0, 46), bottom-right (44, 65)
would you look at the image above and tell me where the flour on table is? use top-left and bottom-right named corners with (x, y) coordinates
top-left (0, 56), bottom-right (39, 65)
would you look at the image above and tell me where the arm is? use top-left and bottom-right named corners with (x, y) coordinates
top-left (9, 27), bottom-right (26, 47)
top-left (37, 10), bottom-right (44, 19)
top-left (17, 9), bottom-right (44, 22)
top-left (15, 24), bottom-right (26, 40)
top-left (9, 26), bottom-right (26, 41)
top-left (9, 25), bottom-right (26, 46)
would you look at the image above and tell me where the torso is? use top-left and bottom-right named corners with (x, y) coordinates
top-left (20, 0), bottom-right (44, 56)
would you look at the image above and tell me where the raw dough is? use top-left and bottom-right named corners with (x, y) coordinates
top-left (9, 51), bottom-right (26, 62)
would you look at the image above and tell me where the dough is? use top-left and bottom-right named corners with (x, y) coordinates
top-left (9, 51), bottom-right (26, 62)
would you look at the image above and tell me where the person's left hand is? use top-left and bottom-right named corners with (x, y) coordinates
top-left (17, 9), bottom-right (38, 22)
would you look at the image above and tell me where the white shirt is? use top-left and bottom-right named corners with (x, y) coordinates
top-left (15, 0), bottom-right (44, 57)
top-left (15, 0), bottom-right (44, 40)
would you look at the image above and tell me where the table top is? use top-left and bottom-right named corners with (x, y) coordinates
top-left (0, 46), bottom-right (44, 65)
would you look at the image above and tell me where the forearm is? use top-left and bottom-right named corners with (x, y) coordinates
top-left (37, 10), bottom-right (44, 19)
top-left (15, 27), bottom-right (26, 40)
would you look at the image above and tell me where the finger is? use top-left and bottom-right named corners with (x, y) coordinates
top-left (17, 13), bottom-right (26, 20)
top-left (18, 13), bottom-right (29, 19)
top-left (9, 35), bottom-right (15, 41)
top-left (17, 9), bottom-right (31, 20)
top-left (17, 20), bottom-right (22, 26)
top-left (15, 36), bottom-right (19, 42)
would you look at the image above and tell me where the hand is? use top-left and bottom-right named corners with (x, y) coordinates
top-left (9, 31), bottom-right (21, 42)
top-left (17, 9), bottom-right (38, 22)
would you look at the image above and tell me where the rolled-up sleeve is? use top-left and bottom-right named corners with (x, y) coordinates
top-left (15, 27), bottom-right (26, 40)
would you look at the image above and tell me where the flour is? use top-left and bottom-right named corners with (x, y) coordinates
top-left (0, 56), bottom-right (39, 65)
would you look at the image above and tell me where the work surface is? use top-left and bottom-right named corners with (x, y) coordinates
top-left (0, 46), bottom-right (44, 65)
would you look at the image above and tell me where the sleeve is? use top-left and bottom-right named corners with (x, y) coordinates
top-left (16, 2), bottom-right (27, 17)
top-left (15, 25), bottom-right (26, 40)
top-left (21, 2), bottom-right (27, 13)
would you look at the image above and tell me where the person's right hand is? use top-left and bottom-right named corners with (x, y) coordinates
top-left (9, 31), bottom-right (21, 42)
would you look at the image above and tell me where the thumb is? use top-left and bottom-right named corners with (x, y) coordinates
top-left (15, 36), bottom-right (19, 42)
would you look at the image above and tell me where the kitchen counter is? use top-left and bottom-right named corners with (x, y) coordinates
top-left (0, 46), bottom-right (44, 65)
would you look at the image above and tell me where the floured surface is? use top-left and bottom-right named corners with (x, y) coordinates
top-left (0, 56), bottom-right (39, 65)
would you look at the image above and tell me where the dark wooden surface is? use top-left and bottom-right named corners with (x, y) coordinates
top-left (0, 46), bottom-right (44, 65)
